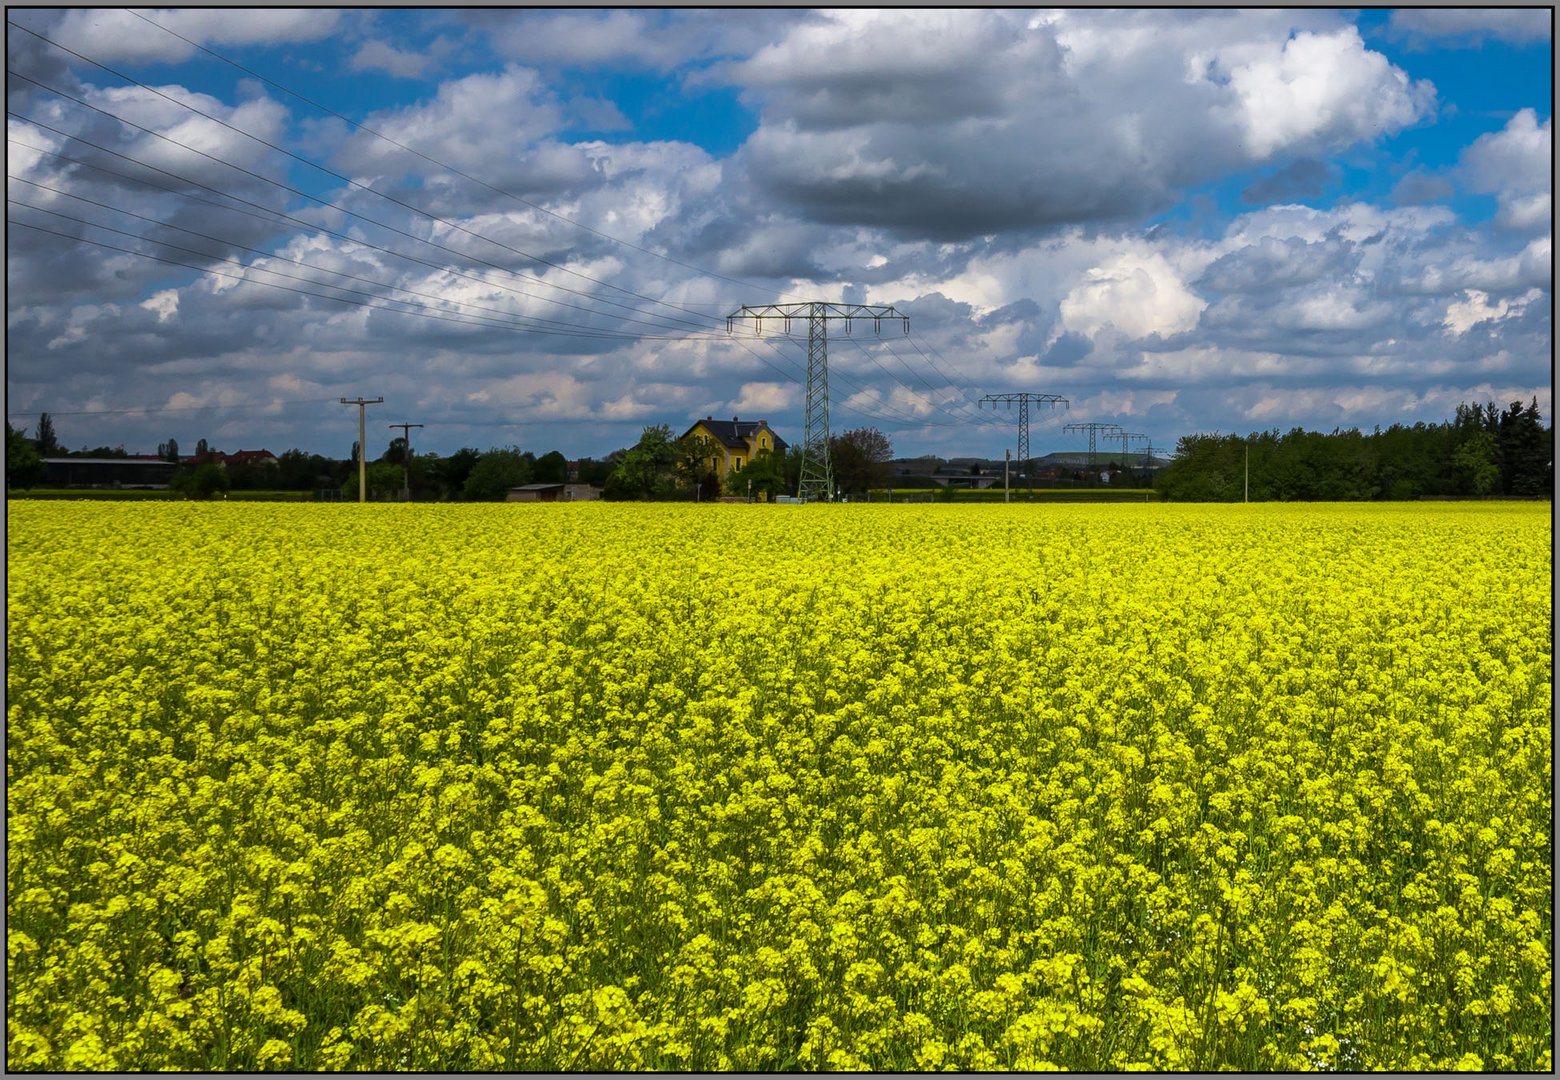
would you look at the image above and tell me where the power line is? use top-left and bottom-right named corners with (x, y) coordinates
top-left (8, 21), bottom-right (733, 335)
top-left (118, 7), bottom-right (815, 310)
top-left (1063, 421), bottom-right (1125, 485)
top-left (7, 131), bottom-right (720, 342)
top-left (7, 186), bottom-right (713, 342)
top-left (865, 335), bottom-right (1009, 429)
top-left (6, 217), bottom-right (722, 343)
top-left (895, 332), bottom-right (1012, 429)
top-left (4, 65), bottom-right (720, 339)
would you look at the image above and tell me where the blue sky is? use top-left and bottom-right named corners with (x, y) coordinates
top-left (5, 7), bottom-right (1552, 461)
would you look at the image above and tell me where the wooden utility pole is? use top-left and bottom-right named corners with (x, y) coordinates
top-left (339, 397), bottom-right (383, 503)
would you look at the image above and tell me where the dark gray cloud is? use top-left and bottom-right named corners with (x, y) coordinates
top-left (1197, 234), bottom-right (1361, 294)
top-left (1390, 170), bottom-right (1456, 207)
top-left (724, 10), bottom-right (1433, 242)
top-left (1241, 160), bottom-right (1339, 204)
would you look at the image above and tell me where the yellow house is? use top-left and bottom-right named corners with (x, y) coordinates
top-left (681, 416), bottom-right (788, 485)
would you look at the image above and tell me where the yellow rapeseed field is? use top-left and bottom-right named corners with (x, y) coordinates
top-left (6, 501), bottom-right (1551, 1071)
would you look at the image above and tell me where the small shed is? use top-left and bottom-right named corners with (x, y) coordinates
top-left (506, 483), bottom-right (601, 502)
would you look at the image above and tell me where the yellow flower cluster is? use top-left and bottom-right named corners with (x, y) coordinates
top-left (6, 501), bottom-right (1551, 1070)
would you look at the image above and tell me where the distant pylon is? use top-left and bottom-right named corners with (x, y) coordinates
top-left (728, 302), bottom-right (908, 502)
top-left (979, 393), bottom-right (1068, 487)
top-left (1063, 421), bottom-right (1123, 484)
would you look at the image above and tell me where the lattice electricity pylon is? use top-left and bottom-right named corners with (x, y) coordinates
top-left (728, 302), bottom-right (908, 502)
top-left (1063, 421), bottom-right (1124, 483)
top-left (1117, 431), bottom-right (1148, 469)
top-left (1142, 443), bottom-right (1170, 491)
top-left (978, 393), bottom-right (1068, 483)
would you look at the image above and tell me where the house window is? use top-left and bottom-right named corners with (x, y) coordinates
top-left (735, 457), bottom-right (743, 470)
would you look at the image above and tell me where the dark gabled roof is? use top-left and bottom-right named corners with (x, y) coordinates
top-left (682, 417), bottom-right (788, 453)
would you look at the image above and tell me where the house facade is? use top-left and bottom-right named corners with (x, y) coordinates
top-left (680, 416), bottom-right (787, 486)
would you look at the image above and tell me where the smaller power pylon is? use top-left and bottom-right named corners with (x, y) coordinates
top-left (1142, 443), bottom-right (1170, 500)
top-left (979, 393), bottom-right (1068, 489)
top-left (1117, 431), bottom-right (1149, 489)
top-left (1063, 421), bottom-right (1123, 485)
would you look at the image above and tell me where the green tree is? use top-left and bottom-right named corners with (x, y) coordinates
top-left (573, 457), bottom-right (613, 486)
top-left (431, 448), bottom-right (482, 499)
top-left (727, 447), bottom-right (789, 500)
top-left (171, 460), bottom-right (230, 500)
top-left (605, 425), bottom-right (681, 500)
top-left (227, 458), bottom-right (279, 491)
top-left (462, 447), bottom-right (534, 501)
top-left (34, 413), bottom-right (59, 456)
top-left (1498, 398), bottom-right (1549, 496)
top-left (7, 422), bottom-right (46, 489)
top-left (339, 461), bottom-right (406, 500)
top-left (829, 427), bottom-right (894, 494)
top-left (1452, 431), bottom-right (1500, 495)
top-left (1155, 434), bottom-right (1242, 501)
top-left (534, 450), bottom-right (569, 484)
top-left (275, 449), bottom-right (329, 491)
top-left (157, 437), bottom-right (180, 463)
top-left (677, 433), bottom-right (724, 499)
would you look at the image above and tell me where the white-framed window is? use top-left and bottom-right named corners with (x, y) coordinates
top-left (735, 457), bottom-right (743, 470)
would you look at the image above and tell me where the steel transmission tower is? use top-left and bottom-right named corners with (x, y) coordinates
top-left (728, 302), bottom-right (908, 502)
top-left (1063, 421), bottom-right (1123, 484)
top-left (1117, 431), bottom-right (1148, 487)
top-left (979, 393), bottom-right (1068, 485)
top-left (1116, 430), bottom-right (1147, 467)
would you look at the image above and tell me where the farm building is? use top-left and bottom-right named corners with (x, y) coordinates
top-left (41, 457), bottom-right (177, 489)
top-left (506, 483), bottom-right (602, 502)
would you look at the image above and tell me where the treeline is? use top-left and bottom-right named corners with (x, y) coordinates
top-left (4, 414), bottom-right (616, 500)
top-left (1156, 399), bottom-right (1552, 501)
top-left (178, 445), bottom-right (616, 501)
